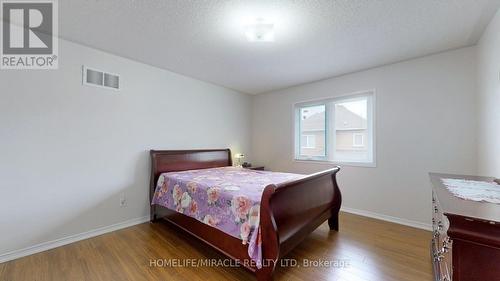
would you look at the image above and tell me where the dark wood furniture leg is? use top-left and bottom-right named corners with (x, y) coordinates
top-left (328, 212), bottom-right (340, 231)
top-left (328, 173), bottom-right (342, 231)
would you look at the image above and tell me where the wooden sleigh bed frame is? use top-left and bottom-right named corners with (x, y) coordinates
top-left (149, 149), bottom-right (341, 281)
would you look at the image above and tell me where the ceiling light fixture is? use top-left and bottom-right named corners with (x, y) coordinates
top-left (245, 18), bottom-right (274, 42)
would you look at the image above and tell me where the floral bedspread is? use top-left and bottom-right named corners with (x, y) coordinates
top-left (151, 166), bottom-right (304, 268)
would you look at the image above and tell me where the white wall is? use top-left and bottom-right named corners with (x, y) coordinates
top-left (0, 25), bottom-right (488, 262)
top-left (0, 39), bottom-right (251, 257)
top-left (477, 9), bottom-right (500, 178)
top-left (252, 47), bottom-right (478, 226)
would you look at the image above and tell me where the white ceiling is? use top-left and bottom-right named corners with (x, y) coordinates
top-left (60, 0), bottom-right (500, 94)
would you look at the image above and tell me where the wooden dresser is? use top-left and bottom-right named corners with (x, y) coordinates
top-left (430, 173), bottom-right (500, 281)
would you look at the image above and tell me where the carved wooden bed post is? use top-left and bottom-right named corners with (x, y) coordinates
top-left (328, 171), bottom-right (342, 231)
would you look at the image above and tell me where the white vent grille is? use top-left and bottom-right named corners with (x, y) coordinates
top-left (82, 66), bottom-right (120, 90)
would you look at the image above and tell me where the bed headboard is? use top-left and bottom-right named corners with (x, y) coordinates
top-left (149, 149), bottom-right (232, 200)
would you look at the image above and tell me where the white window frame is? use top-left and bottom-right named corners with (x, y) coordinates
top-left (293, 90), bottom-right (376, 167)
top-left (352, 133), bottom-right (364, 147)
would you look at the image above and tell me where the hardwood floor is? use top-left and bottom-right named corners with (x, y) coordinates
top-left (0, 212), bottom-right (432, 281)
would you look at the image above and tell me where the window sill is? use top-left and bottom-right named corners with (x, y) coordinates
top-left (293, 159), bottom-right (377, 168)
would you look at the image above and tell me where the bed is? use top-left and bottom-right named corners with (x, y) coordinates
top-left (149, 149), bottom-right (341, 281)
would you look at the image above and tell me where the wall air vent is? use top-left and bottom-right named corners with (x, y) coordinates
top-left (82, 66), bottom-right (120, 90)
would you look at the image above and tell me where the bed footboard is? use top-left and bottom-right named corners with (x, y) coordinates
top-left (257, 167), bottom-right (341, 281)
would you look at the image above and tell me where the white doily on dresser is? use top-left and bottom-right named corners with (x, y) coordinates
top-left (441, 178), bottom-right (500, 204)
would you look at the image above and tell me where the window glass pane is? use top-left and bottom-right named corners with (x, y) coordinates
top-left (299, 105), bottom-right (326, 157)
top-left (334, 98), bottom-right (370, 162)
top-left (294, 92), bottom-right (374, 165)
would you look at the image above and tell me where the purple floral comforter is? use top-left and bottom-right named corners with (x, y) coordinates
top-left (151, 166), bottom-right (304, 268)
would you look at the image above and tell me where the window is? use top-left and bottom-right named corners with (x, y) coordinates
top-left (294, 91), bottom-right (375, 166)
top-left (297, 105), bottom-right (326, 158)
